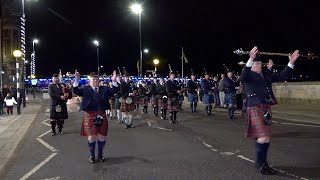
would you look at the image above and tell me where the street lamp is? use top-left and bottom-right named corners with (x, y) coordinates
top-left (93, 40), bottom-right (100, 75)
top-left (144, 49), bottom-right (149, 54)
top-left (130, 3), bottom-right (143, 77)
top-left (13, 50), bottom-right (22, 115)
top-left (30, 39), bottom-right (38, 79)
top-left (153, 59), bottom-right (159, 76)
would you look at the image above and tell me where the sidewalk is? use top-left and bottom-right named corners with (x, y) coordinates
top-left (186, 100), bottom-right (320, 125)
top-left (0, 94), bottom-right (42, 175)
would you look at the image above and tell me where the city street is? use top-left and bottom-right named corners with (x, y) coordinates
top-left (2, 98), bottom-right (320, 180)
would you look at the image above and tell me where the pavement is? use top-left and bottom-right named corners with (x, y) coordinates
top-left (0, 95), bottom-right (319, 180)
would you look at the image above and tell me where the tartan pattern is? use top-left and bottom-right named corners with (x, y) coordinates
top-left (50, 103), bottom-right (68, 120)
top-left (139, 96), bottom-right (150, 106)
top-left (245, 104), bottom-right (272, 138)
top-left (151, 95), bottom-right (158, 106)
top-left (133, 96), bottom-right (139, 105)
top-left (109, 97), bottom-right (115, 110)
top-left (242, 97), bottom-right (247, 117)
top-left (225, 93), bottom-right (237, 108)
top-left (81, 111), bottom-right (108, 136)
top-left (188, 93), bottom-right (198, 103)
top-left (203, 93), bottom-right (214, 105)
top-left (167, 97), bottom-right (179, 111)
top-left (158, 96), bottom-right (168, 109)
top-left (120, 98), bottom-right (135, 112)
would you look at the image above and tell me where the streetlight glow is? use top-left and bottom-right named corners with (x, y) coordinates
top-left (153, 59), bottom-right (159, 65)
top-left (130, 4), bottom-right (143, 14)
top-left (33, 39), bottom-right (39, 43)
top-left (93, 40), bottom-right (99, 47)
top-left (13, 50), bottom-right (22, 57)
top-left (144, 49), bottom-right (149, 53)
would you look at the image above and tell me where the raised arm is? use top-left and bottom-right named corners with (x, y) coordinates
top-left (72, 70), bottom-right (84, 96)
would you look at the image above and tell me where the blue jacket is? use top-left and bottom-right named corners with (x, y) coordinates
top-left (73, 85), bottom-right (112, 111)
top-left (240, 66), bottom-right (292, 106)
top-left (223, 77), bottom-right (236, 94)
top-left (201, 79), bottom-right (212, 94)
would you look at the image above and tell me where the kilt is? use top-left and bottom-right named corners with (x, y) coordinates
top-left (109, 97), bottom-right (115, 110)
top-left (178, 94), bottom-right (184, 102)
top-left (151, 95), bottom-right (158, 106)
top-left (81, 111), bottom-right (108, 136)
top-left (120, 98), bottom-right (135, 112)
top-left (203, 93), bottom-right (214, 105)
top-left (225, 93), bottom-right (237, 108)
top-left (167, 97), bottom-right (179, 111)
top-left (158, 96), bottom-right (168, 109)
top-left (188, 93), bottom-right (198, 103)
top-left (114, 98), bottom-right (121, 109)
top-left (242, 97), bottom-right (247, 112)
top-left (139, 96), bottom-right (149, 106)
top-left (133, 96), bottom-right (139, 105)
top-left (245, 104), bottom-right (272, 138)
top-left (50, 103), bottom-right (68, 120)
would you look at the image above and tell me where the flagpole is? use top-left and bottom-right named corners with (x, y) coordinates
top-left (181, 47), bottom-right (184, 80)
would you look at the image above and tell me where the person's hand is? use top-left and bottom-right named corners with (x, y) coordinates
top-left (61, 96), bottom-right (67, 100)
top-left (75, 69), bottom-right (80, 81)
top-left (249, 46), bottom-right (258, 60)
top-left (112, 70), bottom-right (117, 81)
top-left (289, 50), bottom-right (299, 64)
top-left (267, 59), bottom-right (274, 69)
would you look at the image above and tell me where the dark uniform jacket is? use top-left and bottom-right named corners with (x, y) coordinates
top-left (240, 66), bottom-right (293, 107)
top-left (187, 80), bottom-right (198, 94)
top-left (201, 79), bottom-right (212, 94)
top-left (166, 79), bottom-right (179, 98)
top-left (73, 85), bottom-right (112, 111)
top-left (223, 77), bottom-right (236, 94)
top-left (156, 83), bottom-right (166, 97)
top-left (150, 83), bottom-right (158, 96)
top-left (120, 81), bottom-right (131, 98)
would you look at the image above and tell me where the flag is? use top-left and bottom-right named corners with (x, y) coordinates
top-left (181, 47), bottom-right (189, 63)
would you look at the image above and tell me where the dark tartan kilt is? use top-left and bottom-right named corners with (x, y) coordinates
top-left (81, 111), bottom-right (108, 136)
top-left (203, 93), bottom-right (214, 105)
top-left (242, 97), bottom-right (247, 111)
top-left (167, 97), bottom-right (179, 111)
top-left (109, 97), bottom-right (115, 110)
top-left (188, 93), bottom-right (198, 103)
top-left (139, 96), bottom-right (149, 106)
top-left (245, 104), bottom-right (272, 138)
top-left (120, 98), bottom-right (135, 112)
top-left (133, 96), bottom-right (139, 105)
top-left (151, 95), bottom-right (158, 106)
top-left (114, 98), bottom-right (121, 109)
top-left (158, 96), bottom-right (168, 109)
top-left (50, 103), bottom-right (68, 120)
top-left (225, 93), bottom-right (237, 108)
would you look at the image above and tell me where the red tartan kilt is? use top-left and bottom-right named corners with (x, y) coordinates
top-left (158, 97), bottom-right (167, 108)
top-left (139, 96), bottom-right (149, 106)
top-left (109, 98), bottom-right (115, 110)
top-left (151, 96), bottom-right (158, 106)
top-left (245, 104), bottom-right (272, 138)
top-left (81, 111), bottom-right (108, 136)
top-left (167, 98), bottom-right (179, 111)
top-left (120, 98), bottom-right (135, 112)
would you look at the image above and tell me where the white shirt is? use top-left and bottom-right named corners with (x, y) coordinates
top-left (4, 97), bottom-right (17, 106)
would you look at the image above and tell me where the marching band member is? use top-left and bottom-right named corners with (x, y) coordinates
top-left (201, 72), bottom-right (214, 115)
top-left (166, 71), bottom-right (180, 124)
top-left (120, 72), bottom-right (135, 128)
top-left (150, 78), bottom-right (159, 116)
top-left (187, 73), bottom-right (199, 112)
top-left (157, 77), bottom-right (168, 120)
top-left (114, 76), bottom-right (122, 123)
top-left (107, 81), bottom-right (115, 119)
top-left (223, 71), bottom-right (237, 119)
top-left (240, 46), bottom-right (299, 174)
top-left (73, 71), bottom-right (116, 164)
top-left (138, 81), bottom-right (150, 114)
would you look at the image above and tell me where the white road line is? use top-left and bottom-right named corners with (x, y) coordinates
top-left (147, 121), bottom-right (152, 126)
top-left (42, 119), bottom-right (51, 127)
top-left (38, 130), bottom-right (52, 138)
top-left (40, 177), bottom-right (61, 180)
top-left (153, 126), bottom-right (173, 131)
top-left (272, 167), bottom-right (309, 180)
top-left (19, 153), bottom-right (58, 180)
top-left (36, 138), bottom-right (58, 152)
top-left (220, 152), bottom-right (234, 156)
top-left (45, 109), bottom-right (50, 113)
top-left (237, 155), bottom-right (255, 163)
top-left (280, 122), bottom-right (320, 128)
top-left (201, 142), bottom-right (218, 152)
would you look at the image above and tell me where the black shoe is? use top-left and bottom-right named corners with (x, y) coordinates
top-left (170, 120), bottom-right (174, 124)
top-left (98, 156), bottom-right (105, 162)
top-left (59, 131), bottom-right (63, 135)
top-left (125, 124), bottom-right (129, 129)
top-left (174, 120), bottom-right (179, 124)
top-left (89, 156), bottom-right (95, 164)
top-left (130, 124), bottom-right (135, 128)
top-left (264, 164), bottom-right (277, 174)
top-left (51, 132), bottom-right (56, 136)
top-left (257, 164), bottom-right (276, 175)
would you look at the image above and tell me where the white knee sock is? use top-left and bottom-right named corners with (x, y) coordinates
top-left (117, 110), bottom-right (120, 120)
top-left (128, 114), bottom-right (133, 124)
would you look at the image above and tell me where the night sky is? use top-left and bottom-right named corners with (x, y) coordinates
top-left (25, 0), bottom-right (320, 80)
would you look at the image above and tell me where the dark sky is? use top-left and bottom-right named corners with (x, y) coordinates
top-left (26, 0), bottom-right (320, 79)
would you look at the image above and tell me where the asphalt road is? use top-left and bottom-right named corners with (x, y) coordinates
top-left (3, 99), bottom-right (320, 180)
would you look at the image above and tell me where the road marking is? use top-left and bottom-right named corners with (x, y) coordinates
top-left (38, 130), bottom-right (52, 138)
top-left (40, 177), bottom-right (60, 180)
top-left (19, 153), bottom-right (58, 180)
top-left (36, 138), bottom-right (58, 152)
top-left (42, 119), bottom-right (51, 127)
top-left (147, 121), bottom-right (152, 126)
top-left (201, 142), bottom-right (218, 152)
top-left (146, 120), bottom-right (173, 131)
top-left (220, 152), bottom-right (234, 156)
top-left (45, 109), bottom-right (50, 113)
top-left (280, 122), bottom-right (320, 128)
top-left (237, 155), bottom-right (255, 163)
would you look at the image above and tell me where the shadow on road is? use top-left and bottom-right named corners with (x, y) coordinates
top-left (274, 166), bottom-right (320, 179)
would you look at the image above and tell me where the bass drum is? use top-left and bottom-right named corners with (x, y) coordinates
top-left (126, 97), bottom-right (133, 104)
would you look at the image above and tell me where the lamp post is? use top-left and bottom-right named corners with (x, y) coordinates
top-left (153, 59), bottom-right (159, 76)
top-left (130, 3), bottom-right (143, 77)
top-left (93, 40), bottom-right (100, 75)
top-left (31, 39), bottom-right (38, 79)
top-left (13, 50), bottom-right (22, 115)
